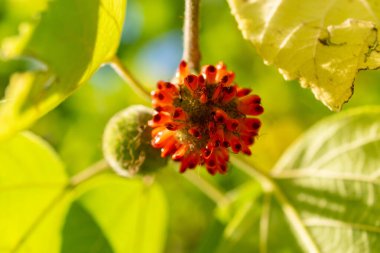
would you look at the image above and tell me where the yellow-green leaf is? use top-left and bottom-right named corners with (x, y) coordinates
top-left (0, 132), bottom-right (70, 252)
top-left (216, 107), bottom-right (380, 252)
top-left (76, 176), bottom-right (168, 253)
top-left (0, 132), bottom-right (168, 253)
top-left (0, 0), bottom-right (47, 42)
top-left (0, 0), bottom-right (126, 140)
top-left (228, 0), bottom-right (380, 111)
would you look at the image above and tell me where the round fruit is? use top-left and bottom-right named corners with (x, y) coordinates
top-left (103, 105), bottom-right (167, 177)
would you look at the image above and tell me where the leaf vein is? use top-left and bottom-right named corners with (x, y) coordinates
top-left (304, 134), bottom-right (380, 169)
top-left (273, 169), bottom-right (380, 185)
top-left (258, 0), bottom-right (283, 42)
top-left (100, 1), bottom-right (122, 35)
top-left (304, 217), bottom-right (380, 234)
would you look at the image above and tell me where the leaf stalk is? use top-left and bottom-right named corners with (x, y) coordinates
top-left (110, 56), bottom-right (151, 101)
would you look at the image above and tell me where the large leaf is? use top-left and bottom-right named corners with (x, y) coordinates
top-left (217, 107), bottom-right (380, 252)
top-left (0, 132), bottom-right (168, 253)
top-left (0, 0), bottom-right (126, 139)
top-left (0, 132), bottom-right (69, 252)
top-left (75, 175), bottom-right (168, 253)
top-left (228, 0), bottom-right (380, 111)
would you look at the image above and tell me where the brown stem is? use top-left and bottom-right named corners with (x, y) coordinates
top-left (183, 0), bottom-right (201, 72)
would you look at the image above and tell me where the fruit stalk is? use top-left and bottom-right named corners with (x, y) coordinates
top-left (183, 0), bottom-right (201, 72)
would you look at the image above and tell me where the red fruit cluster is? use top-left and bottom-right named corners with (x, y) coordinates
top-left (149, 61), bottom-right (263, 175)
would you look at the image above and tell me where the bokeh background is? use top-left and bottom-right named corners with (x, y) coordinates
top-left (1, 0), bottom-right (380, 252)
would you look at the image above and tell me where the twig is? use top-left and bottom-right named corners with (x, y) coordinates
top-left (183, 0), bottom-right (201, 72)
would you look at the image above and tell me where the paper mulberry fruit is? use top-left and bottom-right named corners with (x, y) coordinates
top-left (103, 105), bottom-right (167, 177)
top-left (149, 61), bottom-right (263, 175)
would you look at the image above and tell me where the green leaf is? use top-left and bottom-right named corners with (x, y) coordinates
top-left (76, 175), bottom-right (168, 253)
top-left (0, 132), bottom-right (168, 253)
top-left (271, 106), bottom-right (380, 252)
top-left (0, 132), bottom-right (70, 252)
top-left (0, 0), bottom-right (126, 139)
top-left (0, 0), bottom-right (47, 42)
top-left (228, 0), bottom-right (380, 111)
top-left (61, 201), bottom-right (114, 253)
top-left (220, 107), bottom-right (380, 252)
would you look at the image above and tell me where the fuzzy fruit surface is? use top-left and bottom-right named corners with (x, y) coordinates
top-left (149, 61), bottom-right (263, 175)
top-left (103, 105), bottom-right (167, 177)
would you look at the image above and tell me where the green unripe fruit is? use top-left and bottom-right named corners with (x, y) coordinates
top-left (103, 105), bottom-right (167, 177)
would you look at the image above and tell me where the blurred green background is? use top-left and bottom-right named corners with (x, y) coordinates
top-left (1, 0), bottom-right (380, 252)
